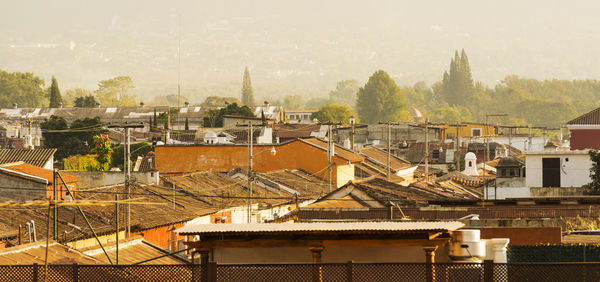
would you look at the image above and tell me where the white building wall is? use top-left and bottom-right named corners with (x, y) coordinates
top-left (486, 136), bottom-right (549, 151)
top-left (526, 153), bottom-right (592, 188)
top-left (336, 163), bottom-right (355, 187)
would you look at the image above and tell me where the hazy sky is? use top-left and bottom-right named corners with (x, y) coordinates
top-left (1, 1), bottom-right (599, 101)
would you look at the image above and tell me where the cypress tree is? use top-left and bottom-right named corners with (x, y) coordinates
top-left (153, 108), bottom-right (158, 127)
top-left (185, 117), bottom-right (189, 130)
top-left (48, 76), bottom-right (63, 108)
top-left (442, 50), bottom-right (474, 106)
top-left (241, 67), bottom-right (255, 107)
top-left (149, 116), bottom-right (153, 129)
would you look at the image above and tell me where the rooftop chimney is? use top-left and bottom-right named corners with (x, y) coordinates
top-left (95, 102), bottom-right (101, 108)
top-left (58, 102), bottom-right (63, 108)
top-left (184, 101), bottom-right (189, 107)
top-left (12, 103), bottom-right (17, 109)
top-left (140, 101), bottom-right (145, 108)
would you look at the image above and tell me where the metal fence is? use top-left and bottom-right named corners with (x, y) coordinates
top-left (3, 262), bottom-right (600, 282)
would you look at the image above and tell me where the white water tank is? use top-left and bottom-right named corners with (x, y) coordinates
top-left (448, 229), bottom-right (486, 262)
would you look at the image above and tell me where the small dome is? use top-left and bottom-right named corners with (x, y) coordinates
top-left (465, 152), bottom-right (477, 160)
top-left (204, 131), bottom-right (217, 138)
top-left (497, 156), bottom-right (522, 167)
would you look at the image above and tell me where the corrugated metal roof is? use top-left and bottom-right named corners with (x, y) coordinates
top-left (0, 242), bottom-right (101, 265)
top-left (567, 107), bottom-right (600, 125)
top-left (301, 138), bottom-right (364, 163)
top-left (0, 148), bottom-right (56, 167)
top-left (360, 146), bottom-right (412, 171)
top-left (176, 221), bottom-right (464, 234)
top-left (83, 236), bottom-right (186, 265)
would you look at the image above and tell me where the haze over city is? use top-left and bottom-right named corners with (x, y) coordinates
top-left (2, 0), bottom-right (600, 102)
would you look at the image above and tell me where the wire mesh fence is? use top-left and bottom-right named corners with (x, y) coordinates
top-left (3, 262), bottom-right (600, 281)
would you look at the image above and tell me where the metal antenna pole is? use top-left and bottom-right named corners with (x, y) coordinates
top-left (328, 124), bottom-right (332, 193)
top-left (425, 118), bottom-right (429, 182)
top-left (247, 122), bottom-right (253, 223)
top-left (126, 127), bottom-right (131, 238)
top-left (387, 122), bottom-right (391, 181)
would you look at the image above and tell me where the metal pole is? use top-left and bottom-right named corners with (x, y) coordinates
top-left (126, 128), bottom-right (131, 238)
top-left (247, 122), bottom-right (253, 223)
top-left (115, 193), bottom-right (119, 264)
top-left (455, 122), bottom-right (460, 171)
top-left (53, 170), bottom-right (57, 240)
top-left (425, 118), bottom-right (429, 182)
top-left (351, 120), bottom-right (355, 151)
top-left (328, 124), bottom-right (332, 193)
top-left (56, 172), bottom-right (113, 264)
top-left (387, 122), bottom-right (391, 181)
top-left (485, 116), bottom-right (488, 200)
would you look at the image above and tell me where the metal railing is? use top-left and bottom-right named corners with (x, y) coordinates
top-left (2, 262), bottom-right (600, 281)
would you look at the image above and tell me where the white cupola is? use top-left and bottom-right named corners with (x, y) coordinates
top-left (463, 152), bottom-right (479, 176)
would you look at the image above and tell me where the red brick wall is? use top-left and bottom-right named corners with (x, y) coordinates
top-left (570, 129), bottom-right (600, 150)
top-left (469, 227), bottom-right (562, 245)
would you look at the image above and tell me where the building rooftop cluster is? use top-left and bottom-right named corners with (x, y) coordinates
top-left (1, 104), bottom-right (600, 279)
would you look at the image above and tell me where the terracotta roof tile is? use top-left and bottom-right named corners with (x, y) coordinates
top-left (0, 162), bottom-right (79, 184)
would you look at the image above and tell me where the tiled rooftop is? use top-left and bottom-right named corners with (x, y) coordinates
top-left (0, 148), bottom-right (56, 167)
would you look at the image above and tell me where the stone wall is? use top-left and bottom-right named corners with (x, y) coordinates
top-left (61, 171), bottom-right (159, 188)
top-left (0, 173), bottom-right (46, 200)
top-left (530, 187), bottom-right (586, 197)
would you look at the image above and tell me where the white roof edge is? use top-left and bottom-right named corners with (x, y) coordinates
top-left (175, 221), bottom-right (464, 234)
top-left (0, 167), bottom-right (48, 184)
top-left (524, 150), bottom-right (589, 155)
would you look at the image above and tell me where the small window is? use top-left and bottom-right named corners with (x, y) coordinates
top-left (471, 128), bottom-right (482, 137)
top-left (469, 161), bottom-right (473, 167)
top-left (432, 150), bottom-right (440, 159)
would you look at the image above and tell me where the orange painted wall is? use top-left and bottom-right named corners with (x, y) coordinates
top-left (155, 140), bottom-right (352, 182)
top-left (132, 222), bottom-right (186, 250)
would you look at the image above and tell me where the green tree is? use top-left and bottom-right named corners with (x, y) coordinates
top-left (283, 95), bottom-right (305, 110)
top-left (438, 50), bottom-right (475, 106)
top-left (203, 103), bottom-right (255, 127)
top-left (41, 116), bottom-right (105, 161)
top-left (64, 88), bottom-right (94, 106)
top-left (74, 95), bottom-right (98, 107)
top-left (91, 134), bottom-right (113, 171)
top-left (153, 108), bottom-right (158, 127)
top-left (0, 69), bottom-right (46, 108)
top-left (185, 117), bottom-right (189, 130)
top-left (111, 142), bottom-right (152, 170)
top-left (63, 155), bottom-right (102, 171)
top-left (587, 150), bottom-right (600, 195)
top-left (241, 67), bottom-right (255, 106)
top-left (153, 94), bottom-right (188, 106)
top-left (328, 80), bottom-right (359, 109)
top-left (429, 105), bottom-right (472, 123)
top-left (48, 76), bottom-right (63, 108)
top-left (305, 97), bottom-right (329, 109)
top-left (95, 76), bottom-right (135, 106)
top-left (356, 70), bottom-right (409, 124)
top-left (311, 104), bottom-right (357, 124)
top-left (200, 96), bottom-right (241, 107)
